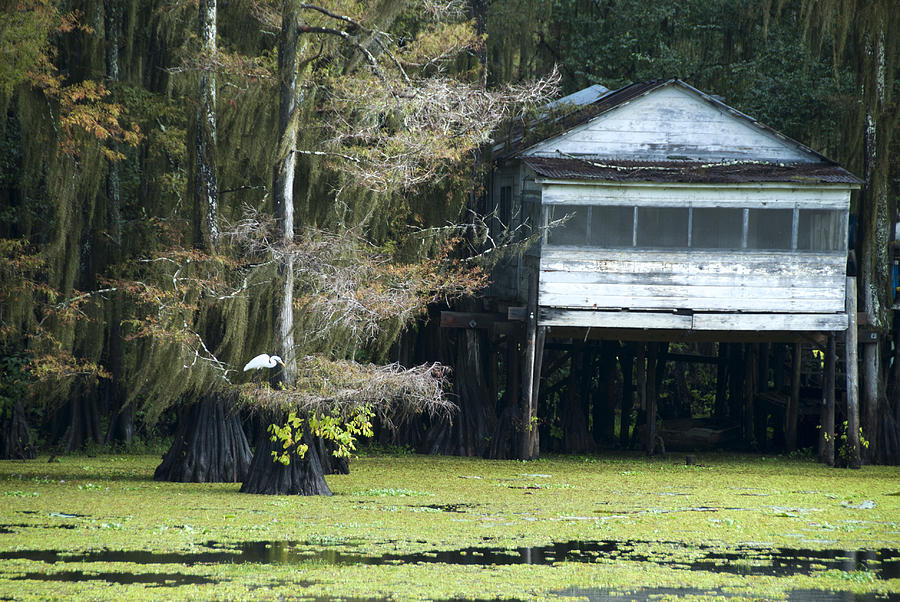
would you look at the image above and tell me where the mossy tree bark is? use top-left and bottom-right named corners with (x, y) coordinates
top-left (154, 0), bottom-right (252, 482)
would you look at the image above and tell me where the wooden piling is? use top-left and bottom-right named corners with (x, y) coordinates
top-left (646, 343), bottom-right (658, 455)
top-left (845, 276), bottom-right (861, 468)
top-left (619, 343), bottom-right (635, 448)
top-left (786, 342), bottom-right (801, 452)
top-left (819, 334), bottom-right (836, 466)
top-left (520, 274), bottom-right (538, 460)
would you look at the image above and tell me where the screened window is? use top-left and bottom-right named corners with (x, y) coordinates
top-left (544, 203), bottom-right (846, 253)
top-left (691, 207), bottom-right (744, 249)
top-left (636, 207), bottom-right (689, 247)
top-left (747, 208), bottom-right (793, 250)
top-left (547, 205), bottom-right (588, 246)
top-left (590, 206), bottom-right (634, 247)
top-left (798, 209), bottom-right (844, 251)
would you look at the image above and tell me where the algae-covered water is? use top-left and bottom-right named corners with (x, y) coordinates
top-left (0, 451), bottom-right (897, 600)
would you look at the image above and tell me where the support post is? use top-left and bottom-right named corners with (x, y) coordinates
top-left (743, 344), bottom-right (757, 447)
top-left (619, 343), bottom-right (635, 448)
top-left (646, 342), bottom-right (658, 455)
top-left (786, 342), bottom-right (801, 451)
top-left (819, 334), bottom-right (836, 466)
top-left (520, 274), bottom-right (538, 460)
top-left (845, 277), bottom-right (862, 468)
top-left (530, 325), bottom-right (546, 458)
top-left (715, 343), bottom-right (728, 419)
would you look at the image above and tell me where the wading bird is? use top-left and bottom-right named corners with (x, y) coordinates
top-left (243, 353), bottom-right (285, 372)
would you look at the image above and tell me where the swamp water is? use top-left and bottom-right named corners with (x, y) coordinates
top-left (3, 539), bottom-right (897, 576)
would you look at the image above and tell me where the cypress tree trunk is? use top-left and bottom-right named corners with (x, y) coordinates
top-left (0, 401), bottom-right (35, 460)
top-left (154, 394), bottom-right (252, 482)
top-left (240, 420), bottom-right (331, 495)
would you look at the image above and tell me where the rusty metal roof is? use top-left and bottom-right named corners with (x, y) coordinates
top-left (523, 156), bottom-right (863, 185)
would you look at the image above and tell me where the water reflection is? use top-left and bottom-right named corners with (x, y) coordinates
top-left (1, 539), bottom-right (896, 579)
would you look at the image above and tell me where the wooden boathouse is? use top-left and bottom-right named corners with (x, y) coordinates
top-left (442, 79), bottom-right (864, 462)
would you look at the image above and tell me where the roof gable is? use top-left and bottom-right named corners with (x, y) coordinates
top-left (521, 80), bottom-right (825, 164)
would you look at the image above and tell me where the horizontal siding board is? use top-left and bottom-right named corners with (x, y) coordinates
top-left (541, 183), bottom-right (850, 209)
top-left (540, 281), bottom-right (842, 301)
top-left (541, 309), bottom-right (692, 329)
top-left (540, 250), bottom-right (846, 275)
top-left (538, 292), bottom-right (842, 313)
top-left (539, 269), bottom-right (845, 290)
top-left (691, 313), bottom-right (847, 331)
top-left (540, 309), bottom-right (848, 331)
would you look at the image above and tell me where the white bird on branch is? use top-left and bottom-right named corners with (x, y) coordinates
top-left (243, 353), bottom-right (286, 372)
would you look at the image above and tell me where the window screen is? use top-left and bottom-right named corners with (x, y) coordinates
top-left (797, 209), bottom-right (844, 251)
top-left (747, 208), bottom-right (793, 250)
top-left (636, 207), bottom-right (689, 248)
top-left (691, 207), bottom-right (744, 249)
top-left (590, 206), bottom-right (634, 247)
top-left (547, 205), bottom-right (588, 246)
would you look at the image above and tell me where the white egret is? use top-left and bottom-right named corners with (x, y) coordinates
top-left (243, 353), bottom-right (286, 372)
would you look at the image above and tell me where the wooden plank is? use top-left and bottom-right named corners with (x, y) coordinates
top-left (691, 312), bottom-right (847, 331)
top-left (540, 184), bottom-right (850, 209)
top-left (507, 307), bottom-right (527, 321)
top-left (539, 269), bottom-right (846, 290)
top-left (440, 311), bottom-right (509, 329)
top-left (540, 309), bottom-right (848, 332)
top-left (660, 352), bottom-right (720, 364)
top-left (539, 281), bottom-right (844, 302)
top-left (545, 326), bottom-right (827, 344)
top-left (540, 249), bottom-right (848, 275)
top-left (538, 291), bottom-right (842, 313)
top-left (540, 309), bottom-right (692, 329)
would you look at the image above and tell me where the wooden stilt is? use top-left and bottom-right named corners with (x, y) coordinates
top-left (646, 342), bottom-right (658, 455)
top-left (715, 343), bottom-right (728, 419)
top-left (774, 344), bottom-right (787, 391)
top-left (619, 343), bottom-right (635, 448)
top-left (786, 342), bottom-right (801, 452)
top-left (819, 334), bottom-right (836, 466)
top-left (755, 342), bottom-right (770, 450)
top-left (637, 344), bottom-right (647, 413)
top-left (758, 343), bottom-right (770, 392)
top-left (520, 274), bottom-right (538, 460)
top-left (743, 344), bottom-right (757, 447)
top-left (530, 325), bottom-right (546, 458)
top-left (845, 276), bottom-right (862, 468)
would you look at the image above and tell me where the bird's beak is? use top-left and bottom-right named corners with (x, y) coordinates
top-left (276, 358), bottom-right (285, 367)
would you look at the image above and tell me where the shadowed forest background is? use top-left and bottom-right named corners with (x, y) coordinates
top-left (0, 0), bottom-right (897, 478)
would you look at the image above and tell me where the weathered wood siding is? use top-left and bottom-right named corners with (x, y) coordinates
top-left (523, 85), bottom-right (812, 163)
top-left (538, 180), bottom-right (851, 324)
top-left (539, 249), bottom-right (846, 313)
top-left (541, 182), bottom-right (849, 209)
